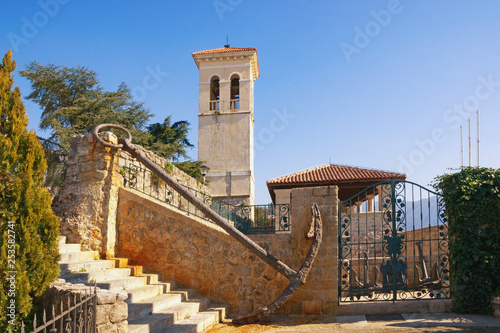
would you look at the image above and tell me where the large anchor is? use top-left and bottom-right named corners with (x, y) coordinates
top-left (415, 241), bottom-right (441, 287)
top-left (349, 250), bottom-right (382, 290)
top-left (92, 124), bottom-right (323, 324)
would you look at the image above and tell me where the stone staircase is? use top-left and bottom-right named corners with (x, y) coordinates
top-left (58, 236), bottom-right (225, 332)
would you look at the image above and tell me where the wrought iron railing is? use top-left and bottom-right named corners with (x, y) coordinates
top-left (8, 285), bottom-right (97, 333)
top-left (211, 201), bottom-right (290, 234)
top-left (122, 164), bottom-right (290, 234)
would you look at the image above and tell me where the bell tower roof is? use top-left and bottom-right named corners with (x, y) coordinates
top-left (192, 46), bottom-right (260, 80)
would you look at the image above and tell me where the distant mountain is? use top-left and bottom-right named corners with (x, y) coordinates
top-left (355, 195), bottom-right (445, 230)
top-left (400, 196), bottom-right (444, 229)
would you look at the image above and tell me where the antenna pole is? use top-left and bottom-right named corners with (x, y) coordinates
top-left (460, 124), bottom-right (463, 167)
top-left (468, 118), bottom-right (471, 167)
top-left (477, 109), bottom-right (480, 166)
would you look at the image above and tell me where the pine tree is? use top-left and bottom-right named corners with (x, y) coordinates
top-left (146, 116), bottom-right (194, 161)
top-left (19, 62), bottom-right (153, 153)
top-left (0, 50), bottom-right (60, 330)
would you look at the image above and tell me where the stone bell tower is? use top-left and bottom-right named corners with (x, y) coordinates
top-left (192, 45), bottom-right (260, 205)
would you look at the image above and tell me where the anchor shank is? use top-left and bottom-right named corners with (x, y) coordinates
top-left (416, 241), bottom-right (429, 280)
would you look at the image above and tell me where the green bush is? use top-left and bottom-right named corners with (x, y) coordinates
top-left (0, 50), bottom-right (60, 330)
top-left (433, 167), bottom-right (500, 314)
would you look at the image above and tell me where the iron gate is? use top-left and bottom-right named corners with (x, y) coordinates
top-left (338, 180), bottom-right (450, 303)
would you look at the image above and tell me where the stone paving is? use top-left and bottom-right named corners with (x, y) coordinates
top-left (208, 313), bottom-right (500, 332)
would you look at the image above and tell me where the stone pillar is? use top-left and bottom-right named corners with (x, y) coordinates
top-left (53, 132), bottom-right (121, 258)
top-left (286, 186), bottom-right (339, 315)
top-left (43, 281), bottom-right (128, 332)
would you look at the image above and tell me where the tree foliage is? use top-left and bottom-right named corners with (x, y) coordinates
top-left (19, 62), bottom-right (152, 153)
top-left (433, 167), bottom-right (500, 314)
top-left (172, 160), bottom-right (205, 184)
top-left (146, 116), bottom-right (194, 161)
top-left (20, 62), bottom-right (204, 186)
top-left (0, 50), bottom-right (60, 330)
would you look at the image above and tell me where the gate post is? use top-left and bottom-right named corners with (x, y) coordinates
top-left (391, 180), bottom-right (398, 301)
top-left (288, 185), bottom-right (339, 315)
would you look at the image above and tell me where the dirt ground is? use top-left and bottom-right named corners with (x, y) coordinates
top-left (206, 314), bottom-right (500, 333)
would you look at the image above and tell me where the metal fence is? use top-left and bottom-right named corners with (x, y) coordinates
top-left (122, 164), bottom-right (290, 234)
top-left (338, 180), bottom-right (450, 303)
top-left (211, 201), bottom-right (290, 234)
top-left (8, 285), bottom-right (96, 333)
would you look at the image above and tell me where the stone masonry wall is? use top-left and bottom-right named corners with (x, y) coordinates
top-left (116, 185), bottom-right (339, 316)
top-left (53, 132), bottom-right (209, 258)
top-left (42, 280), bottom-right (128, 332)
top-left (53, 133), bottom-right (122, 258)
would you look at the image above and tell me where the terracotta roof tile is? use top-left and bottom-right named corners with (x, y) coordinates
top-left (267, 164), bottom-right (406, 186)
top-left (192, 47), bottom-right (257, 55)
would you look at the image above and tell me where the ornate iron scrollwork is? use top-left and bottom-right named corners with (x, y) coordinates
top-left (338, 180), bottom-right (450, 303)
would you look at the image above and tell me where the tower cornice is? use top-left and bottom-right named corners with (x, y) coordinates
top-left (192, 46), bottom-right (260, 80)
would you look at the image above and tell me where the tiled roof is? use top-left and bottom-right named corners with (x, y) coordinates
top-left (192, 46), bottom-right (260, 79)
top-left (267, 164), bottom-right (406, 186)
top-left (192, 47), bottom-right (257, 56)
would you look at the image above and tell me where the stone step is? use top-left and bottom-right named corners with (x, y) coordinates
top-left (206, 305), bottom-right (226, 323)
top-left (128, 298), bottom-right (210, 333)
top-left (126, 284), bottom-right (164, 303)
top-left (128, 293), bottom-right (186, 322)
top-left (164, 310), bottom-right (222, 333)
top-left (114, 258), bottom-right (145, 276)
top-left (97, 276), bottom-right (148, 291)
top-left (60, 268), bottom-right (132, 284)
top-left (59, 260), bottom-right (116, 274)
top-left (60, 251), bottom-right (98, 263)
top-left (130, 266), bottom-right (143, 276)
top-left (59, 242), bottom-right (81, 253)
top-left (58, 236), bottom-right (67, 247)
top-left (151, 281), bottom-right (176, 294)
top-left (141, 273), bottom-right (159, 284)
top-left (114, 258), bottom-right (130, 267)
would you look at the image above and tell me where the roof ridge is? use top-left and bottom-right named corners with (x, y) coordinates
top-left (267, 163), bottom-right (406, 185)
top-left (192, 47), bottom-right (257, 55)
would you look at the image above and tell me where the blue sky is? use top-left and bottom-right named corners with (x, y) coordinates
top-left (2, 1), bottom-right (500, 203)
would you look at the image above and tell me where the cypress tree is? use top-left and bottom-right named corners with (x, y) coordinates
top-left (0, 50), bottom-right (60, 330)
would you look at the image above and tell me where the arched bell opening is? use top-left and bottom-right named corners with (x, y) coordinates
top-left (230, 74), bottom-right (240, 110)
top-left (210, 76), bottom-right (220, 111)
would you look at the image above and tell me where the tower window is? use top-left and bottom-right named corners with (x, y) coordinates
top-left (210, 76), bottom-right (220, 111)
top-left (230, 74), bottom-right (240, 110)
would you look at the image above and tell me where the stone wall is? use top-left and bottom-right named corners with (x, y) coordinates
top-left (42, 280), bottom-right (128, 332)
top-left (53, 132), bottom-right (209, 258)
top-left (345, 212), bottom-right (385, 257)
top-left (116, 185), bottom-right (339, 316)
top-left (53, 133), bottom-right (123, 258)
top-left (493, 298), bottom-right (500, 318)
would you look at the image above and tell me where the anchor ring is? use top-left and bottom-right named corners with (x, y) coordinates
top-left (92, 124), bottom-right (132, 149)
